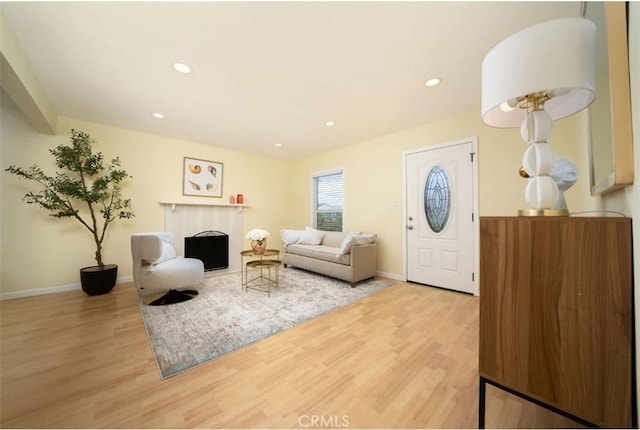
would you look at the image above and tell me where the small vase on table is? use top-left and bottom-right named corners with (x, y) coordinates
top-left (246, 228), bottom-right (269, 255)
top-left (251, 240), bottom-right (267, 255)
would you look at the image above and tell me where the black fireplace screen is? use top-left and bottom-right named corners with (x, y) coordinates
top-left (184, 230), bottom-right (229, 271)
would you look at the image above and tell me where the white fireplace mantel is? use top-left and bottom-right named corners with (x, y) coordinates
top-left (159, 199), bottom-right (251, 212)
top-left (161, 200), bottom-right (246, 272)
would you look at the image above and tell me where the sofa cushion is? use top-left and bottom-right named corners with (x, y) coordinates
top-left (319, 230), bottom-right (349, 247)
top-left (298, 227), bottom-right (325, 245)
top-left (285, 244), bottom-right (315, 258)
top-left (286, 244), bottom-right (350, 265)
top-left (312, 245), bottom-right (351, 265)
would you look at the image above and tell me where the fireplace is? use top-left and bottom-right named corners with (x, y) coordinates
top-left (163, 202), bottom-right (243, 271)
top-left (184, 230), bottom-right (229, 271)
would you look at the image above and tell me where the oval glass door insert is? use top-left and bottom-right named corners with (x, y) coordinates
top-left (424, 165), bottom-right (451, 233)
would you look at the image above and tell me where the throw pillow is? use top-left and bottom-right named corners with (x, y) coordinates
top-left (298, 226), bottom-right (325, 245)
top-left (353, 234), bottom-right (377, 245)
top-left (280, 229), bottom-right (304, 246)
top-left (336, 231), bottom-right (363, 256)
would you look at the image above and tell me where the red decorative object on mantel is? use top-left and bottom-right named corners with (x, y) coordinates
top-left (236, 194), bottom-right (244, 204)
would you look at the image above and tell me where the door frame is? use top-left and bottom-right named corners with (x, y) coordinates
top-left (402, 136), bottom-right (480, 296)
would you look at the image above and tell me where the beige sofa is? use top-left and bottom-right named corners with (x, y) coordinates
top-left (281, 228), bottom-right (377, 287)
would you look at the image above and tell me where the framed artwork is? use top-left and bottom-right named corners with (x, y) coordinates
top-left (183, 157), bottom-right (223, 197)
top-left (587, 2), bottom-right (633, 195)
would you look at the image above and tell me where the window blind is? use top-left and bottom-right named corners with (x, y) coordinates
top-left (314, 171), bottom-right (343, 231)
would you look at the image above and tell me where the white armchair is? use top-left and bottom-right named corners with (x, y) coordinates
top-left (131, 232), bottom-right (204, 305)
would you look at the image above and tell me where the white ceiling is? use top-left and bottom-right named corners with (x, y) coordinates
top-left (1, 1), bottom-right (582, 159)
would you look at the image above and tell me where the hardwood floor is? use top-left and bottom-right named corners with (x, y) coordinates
top-left (1, 280), bottom-right (583, 428)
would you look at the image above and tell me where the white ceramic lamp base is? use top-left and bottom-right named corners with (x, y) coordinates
top-left (518, 111), bottom-right (568, 216)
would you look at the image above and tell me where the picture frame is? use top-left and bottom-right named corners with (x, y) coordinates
top-left (182, 157), bottom-right (223, 197)
top-left (587, 2), bottom-right (634, 195)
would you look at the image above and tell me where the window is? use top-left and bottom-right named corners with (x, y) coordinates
top-left (313, 170), bottom-right (343, 232)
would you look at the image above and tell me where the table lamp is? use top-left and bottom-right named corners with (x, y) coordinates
top-left (481, 17), bottom-right (596, 216)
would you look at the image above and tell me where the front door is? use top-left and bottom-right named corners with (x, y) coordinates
top-left (405, 138), bottom-right (476, 294)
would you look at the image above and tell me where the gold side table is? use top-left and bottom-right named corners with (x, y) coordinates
top-left (240, 249), bottom-right (280, 294)
top-left (244, 259), bottom-right (281, 297)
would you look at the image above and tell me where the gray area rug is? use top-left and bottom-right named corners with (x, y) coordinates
top-left (138, 267), bottom-right (394, 379)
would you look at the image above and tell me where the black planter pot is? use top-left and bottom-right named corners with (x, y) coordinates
top-left (80, 264), bottom-right (118, 296)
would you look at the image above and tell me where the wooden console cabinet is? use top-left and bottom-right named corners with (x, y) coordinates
top-left (479, 217), bottom-right (634, 428)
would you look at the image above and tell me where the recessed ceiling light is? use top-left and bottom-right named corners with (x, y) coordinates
top-left (325, 120), bottom-right (336, 127)
top-left (173, 63), bottom-right (191, 74)
top-left (274, 143), bottom-right (283, 147)
top-left (424, 77), bottom-right (442, 87)
top-left (151, 112), bottom-right (165, 119)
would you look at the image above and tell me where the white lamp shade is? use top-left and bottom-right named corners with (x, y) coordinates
top-left (482, 18), bottom-right (596, 128)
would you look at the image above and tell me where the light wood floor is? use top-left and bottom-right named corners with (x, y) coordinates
top-left (0, 280), bottom-right (584, 428)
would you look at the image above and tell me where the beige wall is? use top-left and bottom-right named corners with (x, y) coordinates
top-left (1, 4), bottom-right (638, 422)
top-left (289, 109), bottom-right (585, 277)
top-left (1, 7), bottom-right (637, 319)
top-left (1, 101), bottom-right (292, 294)
top-left (604, 2), bottom-right (639, 422)
top-left (0, 85), bottom-right (588, 294)
top-left (585, 3), bottom-right (640, 422)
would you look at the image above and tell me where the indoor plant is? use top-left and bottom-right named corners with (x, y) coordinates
top-left (5, 129), bottom-right (134, 295)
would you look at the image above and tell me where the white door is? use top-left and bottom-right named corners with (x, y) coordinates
top-left (405, 139), bottom-right (476, 294)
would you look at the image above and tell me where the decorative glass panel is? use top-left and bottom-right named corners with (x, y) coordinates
top-left (424, 166), bottom-right (451, 233)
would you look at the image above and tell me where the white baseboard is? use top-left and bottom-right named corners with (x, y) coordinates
top-left (2, 271), bottom-right (401, 300)
top-left (0, 275), bottom-right (133, 301)
top-left (376, 271), bottom-right (404, 281)
top-left (203, 265), bottom-right (242, 277)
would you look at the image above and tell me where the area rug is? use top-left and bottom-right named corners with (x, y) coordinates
top-left (138, 268), bottom-right (394, 379)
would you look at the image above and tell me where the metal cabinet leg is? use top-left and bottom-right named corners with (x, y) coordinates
top-left (479, 376), bottom-right (486, 429)
top-left (479, 376), bottom-right (599, 428)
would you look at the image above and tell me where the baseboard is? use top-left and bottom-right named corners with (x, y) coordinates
top-left (203, 265), bottom-right (242, 277)
top-left (376, 271), bottom-right (403, 282)
top-left (2, 271), bottom-right (401, 300)
top-left (0, 275), bottom-right (134, 301)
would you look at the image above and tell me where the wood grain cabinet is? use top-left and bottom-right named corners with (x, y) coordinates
top-left (479, 217), bottom-right (634, 428)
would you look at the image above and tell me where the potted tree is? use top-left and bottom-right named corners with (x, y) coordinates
top-left (5, 129), bottom-right (134, 295)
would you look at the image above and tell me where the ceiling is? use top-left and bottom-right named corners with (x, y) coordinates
top-left (1, 1), bottom-right (583, 159)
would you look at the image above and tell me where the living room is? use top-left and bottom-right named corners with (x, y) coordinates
top-left (1, 1), bottom-right (639, 428)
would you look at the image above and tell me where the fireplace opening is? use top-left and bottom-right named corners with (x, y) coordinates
top-left (184, 230), bottom-right (229, 271)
